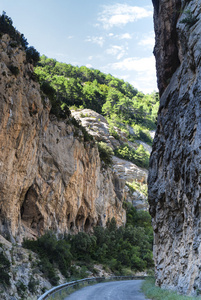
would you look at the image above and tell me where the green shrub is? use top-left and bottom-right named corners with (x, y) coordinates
top-left (28, 276), bottom-right (39, 293)
top-left (0, 12), bottom-right (28, 48)
top-left (8, 65), bottom-right (19, 76)
top-left (126, 180), bottom-right (147, 196)
top-left (0, 251), bottom-right (11, 286)
top-left (114, 143), bottom-right (149, 169)
top-left (26, 46), bottom-right (40, 66)
top-left (23, 208), bottom-right (153, 282)
top-left (39, 257), bottom-right (59, 286)
top-left (69, 232), bottom-right (97, 261)
top-left (109, 125), bottom-right (120, 140)
top-left (16, 280), bottom-right (27, 297)
top-left (97, 141), bottom-right (114, 167)
top-left (23, 232), bottom-right (72, 282)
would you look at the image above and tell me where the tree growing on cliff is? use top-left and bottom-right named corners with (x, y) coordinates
top-left (97, 141), bottom-right (114, 167)
top-left (26, 46), bottom-right (40, 66)
top-left (0, 12), bottom-right (40, 66)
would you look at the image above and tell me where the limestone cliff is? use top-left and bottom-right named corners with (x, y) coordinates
top-left (149, 0), bottom-right (201, 295)
top-left (72, 109), bottom-right (149, 210)
top-left (0, 33), bottom-right (126, 243)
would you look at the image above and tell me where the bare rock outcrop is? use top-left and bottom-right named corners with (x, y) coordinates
top-left (0, 34), bottom-right (126, 243)
top-left (72, 109), bottom-right (149, 210)
top-left (71, 108), bottom-right (128, 149)
top-left (149, 0), bottom-right (201, 295)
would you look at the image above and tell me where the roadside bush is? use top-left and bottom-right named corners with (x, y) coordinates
top-left (23, 209), bottom-right (153, 283)
top-left (69, 232), bottom-right (97, 261)
top-left (23, 232), bottom-right (72, 282)
top-left (39, 257), bottom-right (59, 286)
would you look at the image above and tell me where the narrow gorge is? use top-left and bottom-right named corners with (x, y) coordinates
top-left (149, 0), bottom-right (201, 296)
top-left (0, 14), bottom-right (155, 298)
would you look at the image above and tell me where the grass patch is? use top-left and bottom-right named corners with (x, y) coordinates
top-left (142, 277), bottom-right (201, 300)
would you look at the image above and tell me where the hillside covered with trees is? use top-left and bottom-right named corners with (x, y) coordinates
top-left (35, 55), bottom-right (159, 146)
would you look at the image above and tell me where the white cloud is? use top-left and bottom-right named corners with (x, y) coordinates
top-left (111, 56), bottom-right (155, 72)
top-left (85, 36), bottom-right (105, 47)
top-left (107, 32), bottom-right (132, 40)
top-left (106, 45), bottom-right (127, 60)
top-left (98, 4), bottom-right (152, 29)
top-left (119, 33), bottom-right (132, 39)
top-left (138, 32), bottom-right (155, 49)
top-left (86, 64), bottom-right (92, 68)
top-left (109, 56), bottom-right (157, 93)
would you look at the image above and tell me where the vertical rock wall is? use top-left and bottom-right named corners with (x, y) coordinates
top-left (149, 0), bottom-right (201, 295)
top-left (0, 34), bottom-right (126, 243)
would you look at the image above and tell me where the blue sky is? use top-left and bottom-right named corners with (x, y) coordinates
top-left (1, 0), bottom-right (157, 94)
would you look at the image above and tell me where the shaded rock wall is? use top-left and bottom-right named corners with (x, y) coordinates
top-left (0, 34), bottom-right (126, 243)
top-left (149, 0), bottom-right (201, 295)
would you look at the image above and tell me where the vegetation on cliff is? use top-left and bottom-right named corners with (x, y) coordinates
top-left (0, 246), bottom-right (11, 286)
top-left (35, 55), bottom-right (158, 168)
top-left (0, 11), bottom-right (40, 66)
top-left (35, 56), bottom-right (159, 142)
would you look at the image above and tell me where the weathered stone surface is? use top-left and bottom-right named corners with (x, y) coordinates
top-left (71, 109), bottom-right (128, 149)
top-left (0, 235), bottom-right (52, 300)
top-left (0, 34), bottom-right (126, 243)
top-left (72, 109), bottom-right (149, 210)
top-left (149, 0), bottom-right (201, 295)
top-left (112, 156), bottom-right (147, 184)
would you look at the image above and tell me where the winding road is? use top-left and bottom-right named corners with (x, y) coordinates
top-left (65, 280), bottom-right (150, 300)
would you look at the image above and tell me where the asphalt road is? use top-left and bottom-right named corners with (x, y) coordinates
top-left (65, 280), bottom-right (150, 300)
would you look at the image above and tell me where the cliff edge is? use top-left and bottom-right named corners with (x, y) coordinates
top-left (149, 0), bottom-right (201, 295)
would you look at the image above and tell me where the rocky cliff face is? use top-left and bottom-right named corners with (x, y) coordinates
top-left (72, 109), bottom-right (149, 210)
top-left (0, 34), bottom-right (126, 243)
top-left (149, 0), bottom-right (201, 295)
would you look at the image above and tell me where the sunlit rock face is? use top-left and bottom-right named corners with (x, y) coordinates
top-left (0, 34), bottom-right (126, 243)
top-left (72, 109), bottom-right (149, 210)
top-left (149, 0), bottom-right (201, 295)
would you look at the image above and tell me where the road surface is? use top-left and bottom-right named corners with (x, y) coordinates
top-left (65, 280), bottom-right (150, 300)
